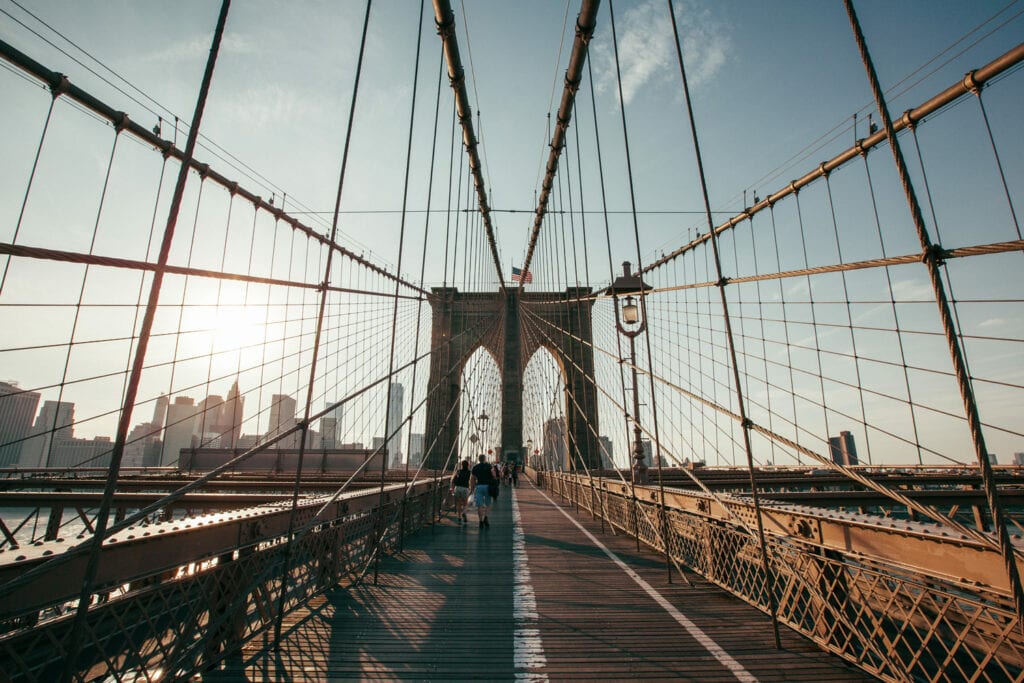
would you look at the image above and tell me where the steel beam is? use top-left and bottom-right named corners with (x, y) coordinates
top-left (519, 0), bottom-right (600, 288)
top-left (0, 481), bottom-right (432, 617)
top-left (432, 0), bottom-right (506, 291)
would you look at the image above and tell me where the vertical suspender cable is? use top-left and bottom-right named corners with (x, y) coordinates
top-left (275, 0), bottom-right (374, 638)
top-left (0, 82), bottom-right (63, 296)
top-left (665, 0), bottom-right (781, 648)
top-left (376, 0), bottom-right (426, 583)
top-left (607, 0), bottom-right (657, 554)
top-left (48, 130), bottom-right (122, 469)
top-left (844, 0), bottom-right (1024, 628)
top-left (62, 1), bottom-right (232, 676)
top-left (585, 51), bottom-right (633, 531)
top-left (402, 45), bottom-right (446, 523)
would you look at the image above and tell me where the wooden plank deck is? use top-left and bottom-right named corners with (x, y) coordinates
top-left (211, 479), bottom-right (874, 682)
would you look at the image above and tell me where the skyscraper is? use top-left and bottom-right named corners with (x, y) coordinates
top-left (123, 419), bottom-right (163, 468)
top-left (828, 431), bottom-right (859, 466)
top-left (268, 394), bottom-right (298, 448)
top-left (21, 400), bottom-right (74, 468)
top-left (152, 394), bottom-right (169, 429)
top-left (543, 417), bottom-right (567, 471)
top-left (162, 396), bottom-right (199, 466)
top-left (385, 383), bottom-right (404, 468)
top-left (197, 381), bottom-right (245, 449)
top-left (408, 433), bottom-right (425, 467)
top-left (0, 381), bottom-right (41, 467)
top-left (320, 401), bottom-right (343, 448)
top-left (196, 394), bottom-right (224, 446)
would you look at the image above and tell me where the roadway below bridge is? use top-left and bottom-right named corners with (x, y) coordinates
top-left (208, 478), bottom-right (871, 682)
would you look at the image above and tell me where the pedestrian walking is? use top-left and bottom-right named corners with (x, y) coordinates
top-left (450, 459), bottom-right (471, 525)
top-left (469, 453), bottom-right (497, 529)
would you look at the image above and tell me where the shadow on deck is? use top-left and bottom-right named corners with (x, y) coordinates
top-left (207, 480), bottom-right (873, 682)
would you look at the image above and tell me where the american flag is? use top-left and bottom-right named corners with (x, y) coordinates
top-left (511, 266), bottom-right (533, 283)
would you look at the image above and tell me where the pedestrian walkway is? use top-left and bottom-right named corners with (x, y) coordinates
top-left (220, 479), bottom-right (873, 681)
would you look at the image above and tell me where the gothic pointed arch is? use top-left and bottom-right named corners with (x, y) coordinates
top-left (423, 287), bottom-right (599, 470)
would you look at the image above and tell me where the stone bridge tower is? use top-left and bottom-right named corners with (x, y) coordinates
top-left (423, 287), bottom-right (599, 471)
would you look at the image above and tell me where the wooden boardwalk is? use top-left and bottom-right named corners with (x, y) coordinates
top-left (214, 480), bottom-right (874, 682)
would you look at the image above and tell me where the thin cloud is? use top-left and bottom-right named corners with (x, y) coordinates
top-left (592, 0), bottom-right (731, 105)
top-left (890, 277), bottom-right (933, 302)
top-left (141, 31), bottom-right (255, 66)
top-left (228, 82), bottom-right (321, 130)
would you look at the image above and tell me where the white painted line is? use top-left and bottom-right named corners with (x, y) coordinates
top-left (533, 484), bottom-right (758, 683)
top-left (512, 488), bottom-right (549, 681)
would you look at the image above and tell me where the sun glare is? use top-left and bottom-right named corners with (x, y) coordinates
top-left (211, 304), bottom-right (267, 354)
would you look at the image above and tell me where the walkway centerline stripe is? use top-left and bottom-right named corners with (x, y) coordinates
top-left (533, 483), bottom-right (758, 683)
top-left (512, 488), bottom-right (549, 680)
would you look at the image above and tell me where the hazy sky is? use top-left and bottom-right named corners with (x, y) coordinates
top-left (1, 0), bottom-right (1021, 465)
top-left (4, 0), bottom-right (1020, 276)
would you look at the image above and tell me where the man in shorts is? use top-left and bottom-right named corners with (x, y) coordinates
top-left (469, 453), bottom-right (496, 529)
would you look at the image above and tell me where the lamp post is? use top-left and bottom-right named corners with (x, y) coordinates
top-left (605, 261), bottom-right (652, 485)
top-left (478, 411), bottom-right (489, 457)
top-left (526, 438), bottom-right (533, 467)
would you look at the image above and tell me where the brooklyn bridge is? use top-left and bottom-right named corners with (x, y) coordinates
top-left (0, 0), bottom-right (1022, 680)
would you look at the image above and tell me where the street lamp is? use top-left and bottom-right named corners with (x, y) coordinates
top-left (605, 261), bottom-right (652, 485)
top-left (478, 411), bottom-right (489, 456)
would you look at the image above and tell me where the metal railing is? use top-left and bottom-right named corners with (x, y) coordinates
top-left (542, 471), bottom-right (1024, 682)
top-left (0, 478), bottom-right (447, 682)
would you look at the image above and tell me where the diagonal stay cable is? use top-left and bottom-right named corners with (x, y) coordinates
top-left (520, 0), bottom-right (600, 292)
top-left (432, 0), bottom-right (504, 291)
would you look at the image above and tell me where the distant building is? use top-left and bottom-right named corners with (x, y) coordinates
top-left (267, 394), bottom-right (298, 449)
top-left (828, 431), bottom-right (859, 466)
top-left (0, 381), bottom-right (41, 467)
top-left (597, 435), bottom-right (613, 469)
top-left (161, 396), bottom-right (199, 466)
top-left (179, 446), bottom-right (384, 474)
top-left (123, 421), bottom-right (163, 468)
top-left (987, 453), bottom-right (998, 465)
top-left (320, 401), bottom-right (343, 448)
top-left (408, 433), bottom-right (425, 467)
top-left (196, 393), bottom-right (224, 441)
top-left (47, 436), bottom-right (113, 469)
top-left (236, 433), bottom-right (260, 449)
top-left (152, 394), bottom-right (169, 430)
top-left (212, 381), bottom-right (244, 449)
top-left (21, 400), bottom-right (75, 467)
top-left (543, 417), bottom-right (567, 470)
top-left (385, 383), bottom-right (404, 467)
top-left (1014, 452), bottom-right (1024, 466)
top-left (123, 394), bottom-right (169, 468)
top-left (639, 438), bottom-right (666, 468)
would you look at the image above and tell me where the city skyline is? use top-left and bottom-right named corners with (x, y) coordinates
top-left (0, 375), bottom-right (442, 469)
